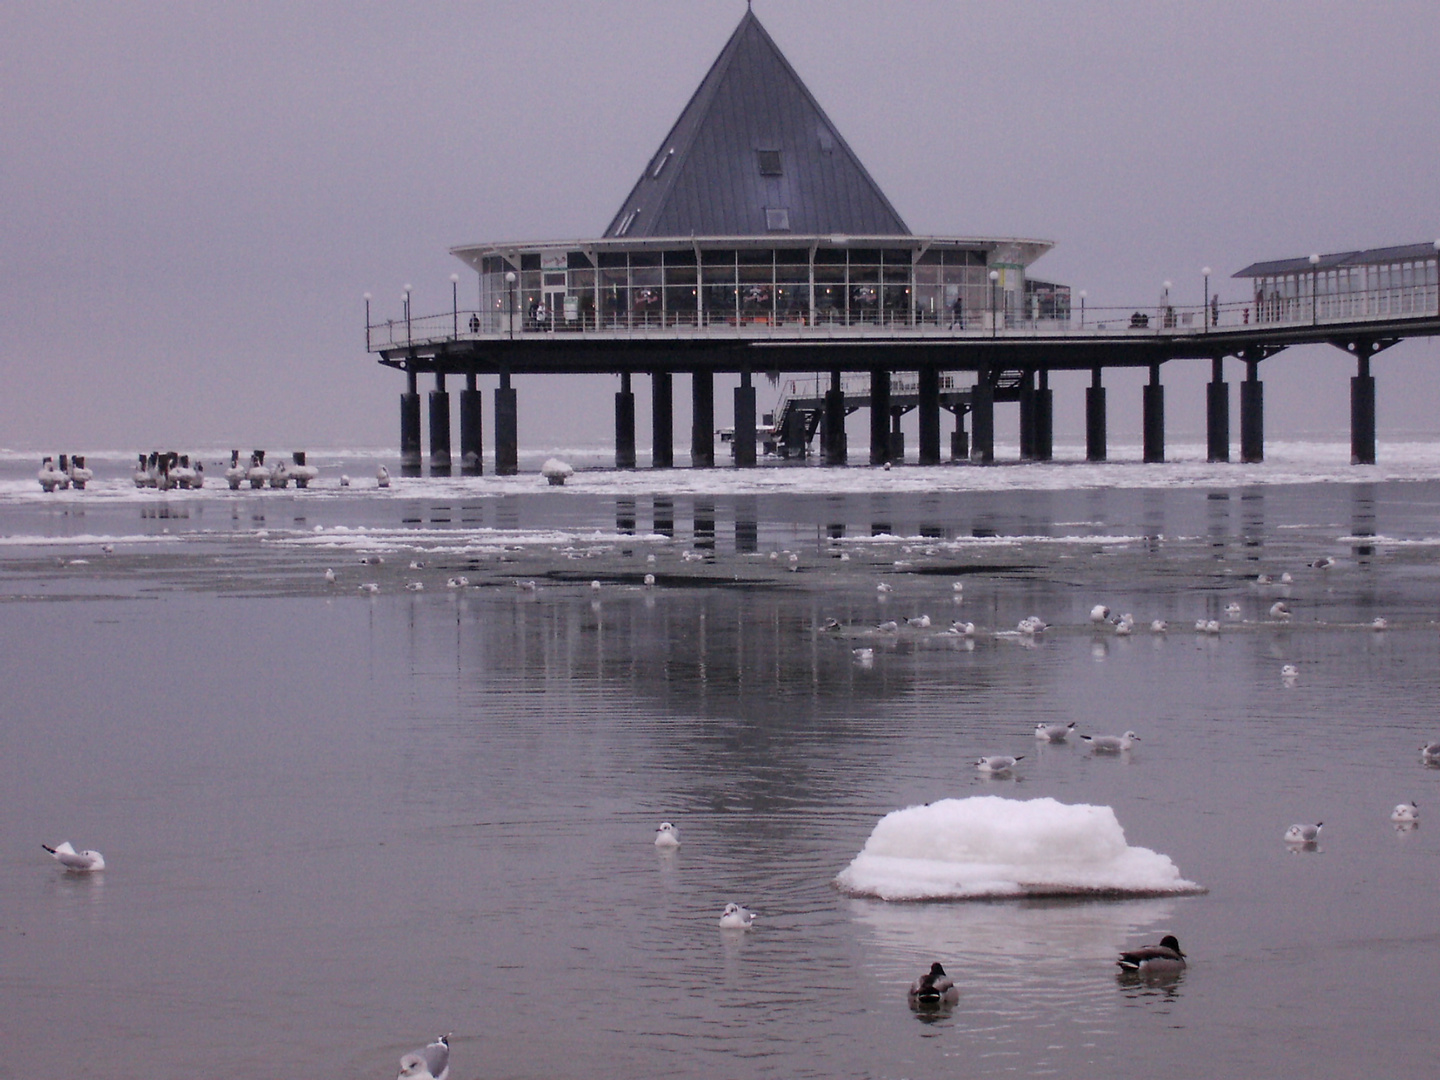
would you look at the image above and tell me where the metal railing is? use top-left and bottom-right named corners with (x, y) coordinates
top-left (367, 284), bottom-right (1440, 352)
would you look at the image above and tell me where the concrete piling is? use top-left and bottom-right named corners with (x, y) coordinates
top-left (428, 373), bottom-right (451, 476)
top-left (1085, 367), bottom-right (1107, 462)
top-left (1207, 356), bottom-right (1230, 463)
top-left (615, 371), bottom-right (637, 469)
top-left (460, 373), bottom-right (483, 475)
top-left (918, 367), bottom-right (940, 465)
top-left (869, 368), bottom-right (891, 465)
top-left (691, 370), bottom-right (714, 468)
top-left (494, 371), bottom-right (518, 476)
top-left (1142, 363), bottom-right (1165, 463)
top-left (1240, 358), bottom-right (1264, 463)
top-left (734, 369), bottom-right (756, 467)
top-left (651, 370), bottom-right (673, 468)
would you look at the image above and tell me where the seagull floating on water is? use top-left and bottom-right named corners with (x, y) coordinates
top-left (852, 647), bottom-right (875, 665)
top-left (952, 581), bottom-right (965, 593)
top-left (1035, 721), bottom-right (1076, 742)
top-left (1281, 663), bottom-right (1299, 680)
top-left (907, 614), bottom-right (931, 628)
top-left (654, 821), bottom-right (680, 848)
top-left (1225, 602), bottom-right (1243, 617)
top-left (1422, 742), bottom-right (1440, 766)
top-left (1371, 617), bottom-right (1389, 630)
top-left (376, 465), bottom-right (390, 488)
top-left (1117, 935), bottom-right (1186, 976)
top-left (976, 754), bottom-right (1023, 775)
top-left (876, 620), bottom-right (899, 633)
top-left (1089, 604), bottom-right (1111, 624)
top-left (1081, 731), bottom-right (1139, 752)
top-left (446, 576), bottom-right (469, 588)
top-left (876, 582), bottom-right (893, 594)
top-left (1114, 614), bottom-right (1135, 636)
top-left (359, 583), bottom-right (380, 594)
top-left (1150, 619), bottom-right (1168, 633)
top-left (590, 580), bottom-right (602, 591)
top-left (405, 581), bottom-right (424, 592)
top-left (643, 573), bottom-right (656, 587)
top-left (324, 568), bottom-right (336, 584)
top-left (1312, 556), bottom-right (1336, 570)
top-left (719, 902), bottom-right (757, 929)
top-left (397, 1033), bottom-right (449, 1080)
top-left (1284, 822), bottom-right (1323, 845)
top-left (1280, 572), bottom-right (1294, 584)
top-left (948, 620), bottom-right (976, 636)
top-left (1018, 616), bottom-right (1047, 635)
top-left (42, 841), bottom-right (105, 872)
top-left (1270, 601), bottom-right (1292, 620)
top-left (1392, 801), bottom-right (1419, 824)
top-left (908, 962), bottom-right (959, 1007)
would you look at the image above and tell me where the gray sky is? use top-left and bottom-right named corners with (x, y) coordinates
top-left (4, 0), bottom-right (1438, 452)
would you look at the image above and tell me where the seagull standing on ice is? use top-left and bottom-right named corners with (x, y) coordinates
top-left (376, 465), bottom-right (391, 488)
top-left (41, 841), bottom-right (105, 872)
top-left (654, 821), bottom-right (681, 848)
top-left (397, 1033), bottom-right (449, 1080)
top-left (719, 902), bottom-right (757, 929)
top-left (324, 568), bottom-right (336, 584)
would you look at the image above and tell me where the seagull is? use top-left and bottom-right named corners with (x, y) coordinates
top-left (515, 580), bottom-right (537, 592)
top-left (1281, 664), bottom-right (1299, 679)
top-left (101, 544), bottom-right (114, 555)
top-left (361, 554), bottom-right (384, 565)
top-left (1284, 823), bottom-right (1323, 845)
top-left (590, 580), bottom-right (602, 591)
top-left (952, 581), bottom-right (965, 593)
top-left (1018, 616), bottom-right (1047, 635)
top-left (376, 465), bottom-right (391, 489)
top-left (1035, 721), bottom-right (1076, 742)
top-left (359, 583), bottom-right (380, 594)
top-left (409, 560), bottom-right (426, 570)
top-left (948, 620), bottom-right (976, 636)
top-left (1117, 935), bottom-right (1186, 976)
top-left (876, 582), bottom-right (894, 594)
top-left (1114, 614), bottom-right (1135, 636)
top-left (876, 620), bottom-right (899, 633)
top-left (1423, 742), bottom-right (1440, 766)
top-left (340, 474), bottom-right (350, 487)
top-left (1270, 601), bottom-right (1292, 620)
top-left (976, 754), bottom-right (1023, 775)
top-left (324, 568), bottom-right (336, 584)
top-left (643, 573), bottom-right (656, 587)
top-left (788, 553), bottom-right (799, 571)
top-left (445, 576), bottom-right (469, 588)
top-left (821, 617), bottom-right (842, 632)
top-left (1256, 573), bottom-right (1272, 585)
top-left (908, 962), bottom-right (959, 1007)
top-left (852, 647), bottom-right (875, 665)
top-left (1371, 617), bottom-right (1389, 630)
top-left (1392, 801), bottom-right (1419, 824)
top-left (654, 821), bottom-right (681, 848)
top-left (1280, 572), bottom-right (1294, 584)
top-left (405, 582), bottom-right (424, 592)
top-left (1081, 731), bottom-right (1139, 752)
top-left (397, 1033), bottom-right (449, 1080)
top-left (41, 841), bottom-right (105, 872)
top-left (1150, 619), bottom-right (1168, 633)
top-left (1089, 604), bottom-right (1111, 624)
top-left (1312, 556), bottom-right (1336, 570)
top-left (906, 614), bottom-right (931, 628)
top-left (1225, 602), bottom-right (1242, 618)
top-left (719, 902), bottom-right (757, 929)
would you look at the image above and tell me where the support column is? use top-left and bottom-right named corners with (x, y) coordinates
top-left (1351, 346), bottom-right (1376, 465)
top-left (781, 407), bottom-right (807, 459)
top-left (459, 373), bottom-right (483, 475)
top-left (428, 373), bottom-right (451, 476)
top-left (1143, 362), bottom-right (1165, 463)
top-left (970, 376), bottom-right (994, 464)
top-left (918, 367), bottom-right (941, 465)
top-left (1206, 356), bottom-right (1230, 463)
top-left (950, 410), bottom-right (969, 461)
top-left (869, 368), bottom-right (892, 465)
top-left (1241, 357), bottom-right (1265, 463)
top-left (651, 370), bottom-right (673, 469)
top-left (1034, 368), bottom-right (1053, 461)
top-left (1085, 366), bottom-right (1107, 462)
top-left (734, 368), bottom-right (756, 467)
top-left (400, 369), bottom-right (422, 476)
top-left (822, 369), bottom-right (847, 466)
top-left (615, 371), bottom-right (636, 469)
top-left (889, 407), bottom-right (905, 463)
top-left (1018, 371), bottom-right (1036, 461)
top-left (494, 371), bottom-right (518, 476)
top-left (691, 370), bottom-right (714, 468)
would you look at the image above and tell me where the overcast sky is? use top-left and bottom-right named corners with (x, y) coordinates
top-left (4, 0), bottom-right (1438, 454)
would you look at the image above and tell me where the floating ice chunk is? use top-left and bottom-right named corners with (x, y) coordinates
top-left (835, 796), bottom-right (1201, 900)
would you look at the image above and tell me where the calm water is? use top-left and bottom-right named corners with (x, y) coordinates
top-left (4, 469), bottom-right (1440, 1079)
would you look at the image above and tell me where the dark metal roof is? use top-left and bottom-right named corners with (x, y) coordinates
top-left (603, 10), bottom-right (910, 239)
top-left (1234, 241), bottom-right (1439, 278)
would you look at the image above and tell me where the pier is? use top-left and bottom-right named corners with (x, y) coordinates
top-left (366, 10), bottom-right (1440, 474)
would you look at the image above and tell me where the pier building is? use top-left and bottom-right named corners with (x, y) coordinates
top-left (368, 10), bottom-right (1440, 474)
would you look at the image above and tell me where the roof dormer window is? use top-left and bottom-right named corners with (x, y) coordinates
top-left (756, 149), bottom-right (782, 176)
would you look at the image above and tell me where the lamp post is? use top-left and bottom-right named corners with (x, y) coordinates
top-left (504, 270), bottom-right (517, 341)
top-left (989, 269), bottom-right (1000, 338)
top-left (1162, 280), bottom-right (1172, 329)
top-left (403, 283), bottom-right (412, 345)
top-left (1078, 289), bottom-right (1087, 329)
top-left (1202, 267), bottom-right (1212, 331)
top-left (1434, 240), bottom-right (1440, 315)
top-left (1309, 253), bottom-right (1320, 325)
top-left (363, 291), bottom-right (371, 351)
top-left (450, 272), bottom-right (459, 339)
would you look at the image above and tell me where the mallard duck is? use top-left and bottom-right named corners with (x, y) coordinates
top-left (1117, 935), bottom-right (1186, 975)
top-left (908, 961), bottom-right (959, 1006)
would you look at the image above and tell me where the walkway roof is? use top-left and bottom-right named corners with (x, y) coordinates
top-left (601, 9), bottom-right (909, 240)
top-left (1235, 241), bottom-right (1439, 278)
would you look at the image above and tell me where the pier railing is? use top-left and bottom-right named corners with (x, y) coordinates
top-left (368, 282), bottom-right (1440, 352)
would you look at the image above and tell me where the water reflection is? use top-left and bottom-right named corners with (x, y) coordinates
top-left (693, 501), bottom-right (715, 550)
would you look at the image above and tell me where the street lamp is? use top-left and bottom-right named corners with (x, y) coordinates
top-left (1202, 267), bottom-right (1212, 331)
top-left (403, 283), bottom-right (412, 345)
top-left (989, 269), bottom-right (1000, 338)
top-left (450, 272), bottom-right (459, 339)
top-left (363, 291), bottom-right (372, 350)
top-left (1162, 280), bottom-right (1172, 329)
top-left (504, 270), bottom-right (517, 341)
top-left (1309, 253), bottom-right (1320, 325)
top-left (1078, 289), bottom-right (1087, 329)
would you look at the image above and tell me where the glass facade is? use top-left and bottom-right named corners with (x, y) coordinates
top-left (1249, 253), bottom-right (1440, 324)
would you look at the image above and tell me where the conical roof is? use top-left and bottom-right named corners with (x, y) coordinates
top-left (604, 9), bottom-right (909, 239)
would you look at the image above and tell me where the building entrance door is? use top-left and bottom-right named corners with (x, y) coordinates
top-left (543, 287), bottom-right (565, 330)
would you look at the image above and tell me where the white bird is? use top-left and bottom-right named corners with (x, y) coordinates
top-left (908, 962), bottom-right (960, 1007)
top-left (324, 568), bottom-right (336, 584)
top-left (839, 552), bottom-right (851, 562)
top-left (1256, 573), bottom-right (1272, 585)
top-left (948, 620), bottom-right (976, 636)
top-left (377, 465), bottom-right (391, 488)
top-left (1035, 721), bottom-right (1076, 742)
top-left (445, 576), bottom-right (469, 588)
top-left (41, 841), bottom-right (105, 872)
top-left (1150, 619), bottom-right (1168, 633)
top-left (1392, 801), bottom-right (1419, 824)
top-left (100, 544), bottom-right (114, 555)
top-left (876, 620), bottom-right (899, 633)
top-left (1280, 571), bottom-right (1294, 584)
top-left (1371, 617), bottom-right (1389, 630)
top-left (361, 554), bottom-right (384, 565)
top-left (876, 582), bottom-right (893, 594)
top-left (907, 614), bottom-right (931, 628)
top-left (590, 580), bottom-right (602, 591)
top-left (1225, 601), bottom-right (1242, 617)
top-left (1204, 619), bottom-right (1221, 634)
top-left (788, 553), bottom-right (799, 571)
top-left (643, 573), bottom-right (656, 587)
top-left (952, 581), bottom-right (965, 593)
top-left (852, 647), bottom-right (875, 665)
top-left (405, 581), bottom-right (424, 592)
top-left (515, 580), bottom-right (537, 592)
top-left (359, 583), bottom-right (380, 594)
top-left (1114, 614), bottom-right (1134, 636)
top-left (397, 1033), bottom-right (450, 1080)
top-left (719, 902), bottom-right (757, 929)
top-left (340, 474), bottom-right (351, 487)
top-left (1089, 604), bottom-right (1111, 624)
top-left (1421, 742), bottom-right (1440, 766)
top-left (1018, 616), bottom-right (1047, 635)
top-left (409, 560), bottom-right (426, 570)
top-left (1270, 601), bottom-right (1292, 620)
top-left (654, 821), bottom-right (680, 847)
top-left (976, 754), bottom-right (1023, 775)
top-left (1081, 731), bottom-right (1139, 752)
top-left (1284, 822), bottom-right (1323, 845)
top-left (647, 553), bottom-right (658, 565)
top-left (1312, 556), bottom-right (1335, 570)
top-left (1281, 664), bottom-right (1298, 680)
